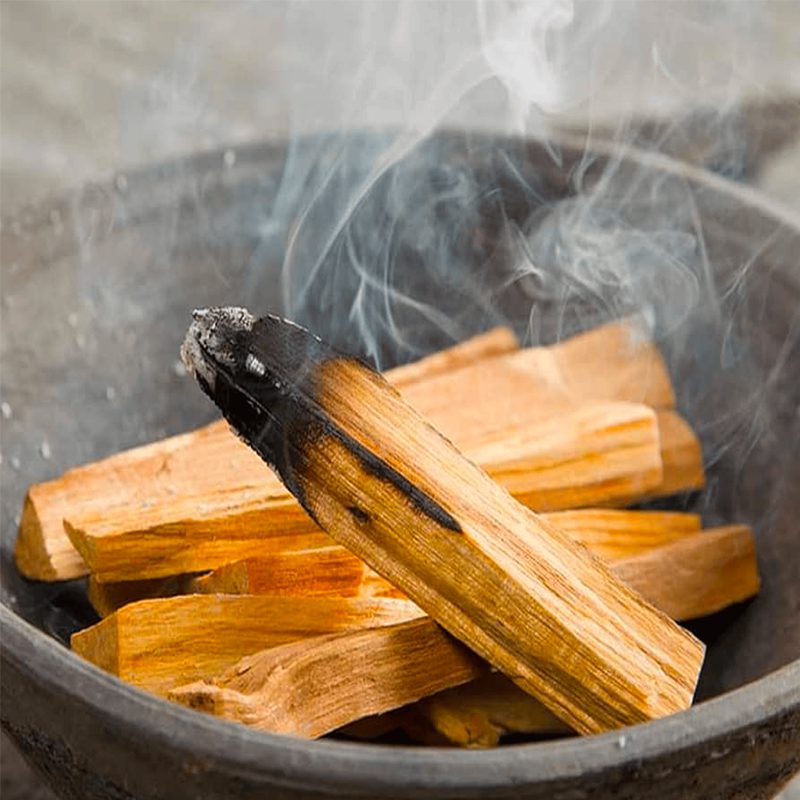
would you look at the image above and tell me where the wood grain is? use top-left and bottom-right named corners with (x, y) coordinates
top-left (168, 618), bottom-right (485, 738)
top-left (71, 594), bottom-right (422, 696)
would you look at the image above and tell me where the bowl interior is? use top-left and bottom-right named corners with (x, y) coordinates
top-left (1, 130), bottom-right (798, 715)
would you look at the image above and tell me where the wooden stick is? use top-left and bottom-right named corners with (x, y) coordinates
top-left (65, 401), bottom-right (663, 583)
top-left (364, 522), bottom-right (757, 617)
top-left (86, 505), bottom-right (702, 616)
top-left (168, 618), bottom-right (486, 738)
top-left (543, 509), bottom-right (700, 560)
top-left (180, 308), bottom-right (704, 734)
top-left (405, 673), bottom-right (570, 747)
top-left (71, 595), bottom-right (422, 696)
top-left (613, 524), bottom-right (759, 620)
top-left (652, 410), bottom-right (706, 497)
top-left (386, 326), bottom-right (518, 388)
top-left (15, 326), bottom-right (516, 582)
top-left (16, 319), bottom-right (681, 583)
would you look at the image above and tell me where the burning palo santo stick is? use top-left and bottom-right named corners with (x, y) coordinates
top-left (179, 307), bottom-right (704, 735)
top-left (65, 406), bottom-right (664, 584)
top-left (17, 318), bottom-right (691, 583)
top-left (169, 524), bottom-right (757, 740)
top-left (71, 594), bottom-right (422, 697)
top-left (168, 618), bottom-right (486, 738)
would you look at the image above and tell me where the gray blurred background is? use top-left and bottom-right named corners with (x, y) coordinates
top-left (1, 1), bottom-right (798, 797)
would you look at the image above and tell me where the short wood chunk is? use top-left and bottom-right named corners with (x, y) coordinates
top-left (168, 618), bottom-right (485, 738)
top-left (181, 309), bottom-right (705, 735)
top-left (406, 673), bottom-right (569, 747)
top-left (71, 595), bottom-right (422, 696)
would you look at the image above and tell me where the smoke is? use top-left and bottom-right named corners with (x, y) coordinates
top-left (236, 0), bottom-right (783, 371)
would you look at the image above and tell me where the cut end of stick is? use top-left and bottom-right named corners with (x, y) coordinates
top-left (15, 491), bottom-right (88, 581)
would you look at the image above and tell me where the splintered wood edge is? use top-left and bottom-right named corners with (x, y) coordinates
top-left (168, 618), bottom-right (485, 738)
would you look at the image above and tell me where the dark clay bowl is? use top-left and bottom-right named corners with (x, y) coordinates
top-left (1, 131), bottom-right (798, 799)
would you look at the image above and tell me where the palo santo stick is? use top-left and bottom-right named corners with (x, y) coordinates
top-left (89, 508), bottom-right (702, 616)
top-left (653, 410), bottom-right (705, 496)
top-left (400, 318), bottom-right (675, 446)
top-left (15, 326), bottom-right (517, 582)
top-left (66, 401), bottom-right (663, 583)
top-left (363, 522), bottom-right (756, 619)
top-left (16, 318), bottom-right (679, 583)
top-left (181, 308), bottom-right (704, 735)
top-left (387, 326), bottom-right (518, 388)
top-left (544, 509), bottom-right (700, 560)
top-left (71, 595), bottom-right (422, 697)
top-left (613, 524), bottom-right (759, 620)
top-left (190, 546), bottom-right (365, 597)
top-left (168, 618), bottom-right (486, 738)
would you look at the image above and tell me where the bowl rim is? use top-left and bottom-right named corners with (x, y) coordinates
top-left (3, 604), bottom-right (799, 793)
top-left (2, 131), bottom-right (799, 794)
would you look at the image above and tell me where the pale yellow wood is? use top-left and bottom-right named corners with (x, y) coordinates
top-left (168, 618), bottom-right (485, 738)
top-left (71, 595), bottom-right (423, 696)
top-left (653, 410), bottom-right (706, 496)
